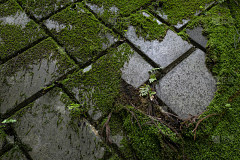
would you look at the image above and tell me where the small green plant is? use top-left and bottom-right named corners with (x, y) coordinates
top-left (139, 68), bottom-right (162, 99)
top-left (1, 119), bottom-right (17, 124)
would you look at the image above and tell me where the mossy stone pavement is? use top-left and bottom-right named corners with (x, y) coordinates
top-left (1, 0), bottom-right (240, 159)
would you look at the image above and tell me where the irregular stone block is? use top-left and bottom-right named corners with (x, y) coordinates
top-left (44, 2), bottom-right (118, 64)
top-left (154, 49), bottom-right (217, 119)
top-left (10, 87), bottom-right (105, 159)
top-left (125, 26), bottom-right (192, 69)
top-left (16, 0), bottom-right (77, 20)
top-left (186, 25), bottom-right (208, 49)
top-left (0, 0), bottom-right (47, 61)
top-left (0, 37), bottom-right (76, 115)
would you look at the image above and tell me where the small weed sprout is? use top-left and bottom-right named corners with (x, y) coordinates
top-left (139, 67), bottom-right (163, 99)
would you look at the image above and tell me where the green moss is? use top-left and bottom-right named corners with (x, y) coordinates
top-left (43, 2), bottom-right (117, 64)
top-left (175, 1), bottom-right (240, 159)
top-left (0, 0), bottom-right (47, 60)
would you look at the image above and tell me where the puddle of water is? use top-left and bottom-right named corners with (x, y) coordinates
top-left (44, 19), bottom-right (73, 33)
top-left (0, 11), bottom-right (30, 29)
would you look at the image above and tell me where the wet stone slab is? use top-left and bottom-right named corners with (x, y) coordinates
top-left (16, 0), bottom-right (77, 20)
top-left (149, 1), bottom-right (215, 31)
top-left (0, 146), bottom-right (28, 160)
top-left (186, 25), bottom-right (208, 50)
top-left (44, 2), bottom-right (118, 65)
top-left (0, 0), bottom-right (47, 61)
top-left (0, 37), bottom-right (76, 115)
top-left (154, 49), bottom-right (217, 119)
top-left (9, 87), bottom-right (105, 159)
top-left (61, 43), bottom-right (135, 121)
top-left (125, 26), bottom-right (193, 70)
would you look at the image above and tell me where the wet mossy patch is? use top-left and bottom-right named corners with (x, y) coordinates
top-left (0, 0), bottom-right (47, 60)
top-left (85, 0), bottom-right (152, 18)
top-left (61, 43), bottom-right (135, 117)
top-left (16, 0), bottom-right (77, 20)
top-left (44, 2), bottom-right (118, 64)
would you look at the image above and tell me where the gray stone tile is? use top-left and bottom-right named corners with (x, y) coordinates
top-left (10, 87), bottom-right (105, 160)
top-left (120, 48), bottom-right (154, 89)
top-left (154, 49), bottom-right (217, 119)
top-left (125, 26), bottom-right (192, 69)
top-left (0, 38), bottom-right (76, 115)
top-left (186, 25), bottom-right (208, 49)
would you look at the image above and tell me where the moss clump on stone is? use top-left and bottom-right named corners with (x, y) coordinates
top-left (0, 0), bottom-right (47, 60)
top-left (115, 10), bottom-right (171, 42)
top-left (43, 2), bottom-right (117, 64)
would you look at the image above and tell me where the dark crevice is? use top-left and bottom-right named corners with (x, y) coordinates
top-left (0, 0), bottom-right (8, 5)
top-left (0, 36), bottom-right (48, 65)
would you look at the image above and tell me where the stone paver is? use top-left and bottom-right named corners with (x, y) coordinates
top-left (9, 87), bottom-right (105, 160)
top-left (0, 0), bottom-right (47, 62)
top-left (154, 49), bottom-right (217, 119)
top-left (44, 2), bottom-right (118, 65)
top-left (0, 37), bottom-right (76, 115)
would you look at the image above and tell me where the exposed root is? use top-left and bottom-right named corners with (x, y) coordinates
top-left (101, 111), bottom-right (112, 144)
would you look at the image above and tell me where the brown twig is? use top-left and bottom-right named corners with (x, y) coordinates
top-left (192, 113), bottom-right (220, 140)
top-left (122, 106), bottom-right (142, 131)
top-left (101, 111), bottom-right (112, 144)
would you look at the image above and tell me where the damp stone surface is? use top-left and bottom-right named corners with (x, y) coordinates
top-left (0, 37), bottom-right (76, 115)
top-left (125, 26), bottom-right (193, 69)
top-left (9, 87), bottom-right (105, 160)
top-left (154, 49), bottom-right (217, 119)
top-left (0, 0), bottom-right (47, 61)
